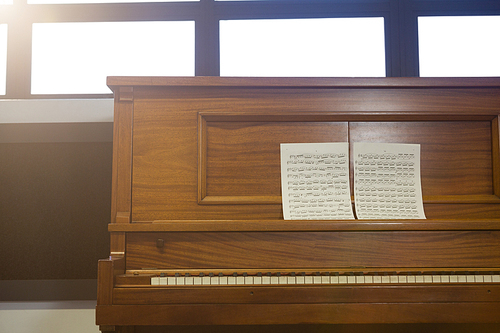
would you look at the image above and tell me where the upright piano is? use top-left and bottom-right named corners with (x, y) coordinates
top-left (96, 77), bottom-right (500, 332)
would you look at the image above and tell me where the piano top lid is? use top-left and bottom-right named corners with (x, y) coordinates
top-left (106, 76), bottom-right (500, 91)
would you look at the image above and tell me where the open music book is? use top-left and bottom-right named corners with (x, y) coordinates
top-left (280, 142), bottom-right (426, 220)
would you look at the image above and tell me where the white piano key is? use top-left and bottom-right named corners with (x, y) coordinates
top-left (147, 271), bottom-right (500, 287)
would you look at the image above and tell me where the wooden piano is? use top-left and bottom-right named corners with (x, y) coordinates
top-left (96, 77), bottom-right (500, 332)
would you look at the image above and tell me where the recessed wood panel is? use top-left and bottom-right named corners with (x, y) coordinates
top-left (350, 121), bottom-right (493, 196)
top-left (205, 121), bottom-right (348, 197)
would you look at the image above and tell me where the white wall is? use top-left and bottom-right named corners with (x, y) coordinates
top-left (0, 301), bottom-right (100, 333)
top-left (0, 99), bottom-right (113, 123)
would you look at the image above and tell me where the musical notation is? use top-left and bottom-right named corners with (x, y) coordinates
top-left (280, 143), bottom-right (355, 220)
top-left (280, 142), bottom-right (426, 220)
top-left (353, 142), bottom-right (426, 219)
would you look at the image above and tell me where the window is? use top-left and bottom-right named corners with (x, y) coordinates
top-left (2, 0), bottom-right (500, 99)
top-left (418, 16), bottom-right (500, 77)
top-left (31, 21), bottom-right (195, 94)
top-left (220, 17), bottom-right (385, 77)
top-left (28, 0), bottom-right (197, 4)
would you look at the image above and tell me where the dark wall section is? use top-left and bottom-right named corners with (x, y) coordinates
top-left (0, 123), bottom-right (112, 297)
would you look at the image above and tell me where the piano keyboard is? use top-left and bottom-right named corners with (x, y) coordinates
top-left (149, 271), bottom-right (500, 286)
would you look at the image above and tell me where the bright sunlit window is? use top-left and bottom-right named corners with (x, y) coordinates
top-left (220, 17), bottom-right (386, 77)
top-left (0, 24), bottom-right (7, 95)
top-left (31, 21), bottom-right (195, 94)
top-left (29, 0), bottom-right (196, 3)
top-left (418, 16), bottom-right (500, 77)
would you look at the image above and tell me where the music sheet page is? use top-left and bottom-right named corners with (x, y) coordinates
top-left (353, 142), bottom-right (426, 219)
top-left (280, 142), bottom-right (355, 220)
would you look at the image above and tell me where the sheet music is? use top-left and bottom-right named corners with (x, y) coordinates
top-left (280, 143), bottom-right (355, 220)
top-left (353, 142), bottom-right (426, 219)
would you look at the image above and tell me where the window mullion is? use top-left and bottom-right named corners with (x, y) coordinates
top-left (196, 0), bottom-right (219, 76)
top-left (6, 4), bottom-right (32, 98)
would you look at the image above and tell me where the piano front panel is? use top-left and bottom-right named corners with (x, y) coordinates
top-left (130, 83), bottom-right (500, 222)
top-left (125, 231), bottom-right (500, 270)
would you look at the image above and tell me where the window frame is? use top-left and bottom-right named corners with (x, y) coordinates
top-left (0, 0), bottom-right (499, 99)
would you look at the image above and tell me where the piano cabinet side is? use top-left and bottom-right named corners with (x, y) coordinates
top-left (97, 256), bottom-right (125, 306)
top-left (110, 86), bottom-right (134, 226)
top-left (493, 116), bottom-right (500, 198)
